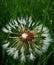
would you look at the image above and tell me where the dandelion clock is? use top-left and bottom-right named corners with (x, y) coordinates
top-left (2, 16), bottom-right (52, 62)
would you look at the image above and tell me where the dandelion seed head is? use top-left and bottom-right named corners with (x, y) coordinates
top-left (2, 16), bottom-right (52, 61)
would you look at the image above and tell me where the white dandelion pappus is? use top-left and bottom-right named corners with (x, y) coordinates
top-left (14, 20), bottom-right (18, 26)
top-left (9, 21), bottom-right (16, 29)
top-left (21, 46), bottom-right (24, 53)
top-left (2, 16), bottom-right (52, 62)
top-left (28, 17), bottom-right (32, 27)
top-left (6, 25), bottom-right (11, 30)
top-left (29, 53), bottom-right (35, 60)
top-left (41, 27), bottom-right (52, 52)
top-left (20, 47), bottom-right (25, 62)
top-left (28, 44), bottom-right (35, 60)
top-left (7, 48), bottom-right (16, 56)
top-left (2, 42), bottom-right (10, 49)
top-left (13, 50), bottom-right (18, 59)
top-left (20, 52), bottom-right (25, 62)
top-left (2, 27), bottom-right (9, 33)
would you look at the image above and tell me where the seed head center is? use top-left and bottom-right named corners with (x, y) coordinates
top-left (21, 33), bottom-right (28, 39)
top-left (19, 30), bottom-right (34, 42)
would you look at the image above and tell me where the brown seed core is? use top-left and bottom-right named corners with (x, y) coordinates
top-left (19, 30), bottom-right (34, 42)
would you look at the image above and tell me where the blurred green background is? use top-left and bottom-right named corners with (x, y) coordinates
top-left (0, 0), bottom-right (54, 65)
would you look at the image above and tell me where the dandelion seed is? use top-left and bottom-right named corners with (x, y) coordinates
top-left (29, 53), bottom-right (35, 60)
top-left (2, 42), bottom-right (10, 49)
top-left (20, 53), bottom-right (25, 62)
top-left (13, 50), bottom-right (18, 59)
top-left (7, 48), bottom-right (16, 56)
top-left (2, 27), bottom-right (9, 33)
top-left (20, 47), bottom-right (25, 62)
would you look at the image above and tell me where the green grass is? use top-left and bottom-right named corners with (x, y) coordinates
top-left (0, 0), bottom-right (54, 65)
